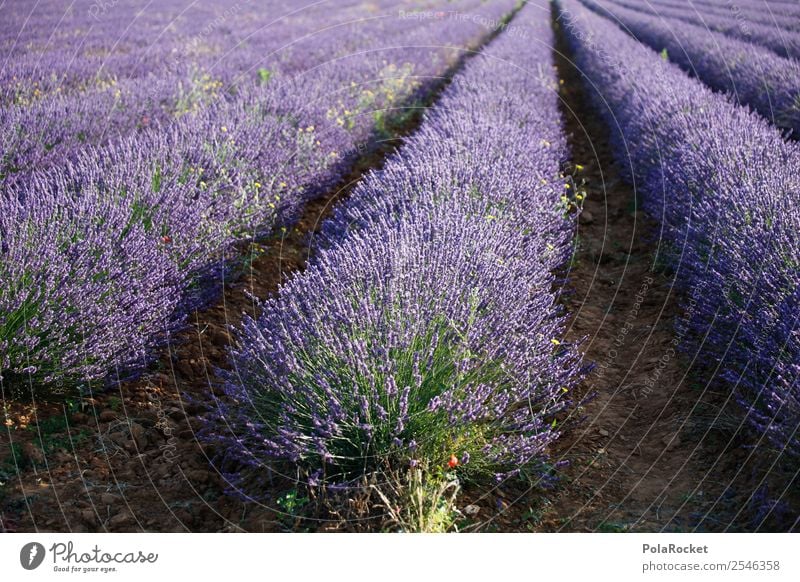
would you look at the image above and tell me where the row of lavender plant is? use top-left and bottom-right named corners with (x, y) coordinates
top-left (605, 0), bottom-right (800, 59)
top-left (0, 0), bottom-right (518, 396)
top-left (578, 0), bottom-right (800, 136)
top-left (204, 2), bottom-right (583, 492)
top-left (639, 0), bottom-right (800, 32)
top-left (1, 0), bottom-right (373, 102)
top-left (557, 0), bottom-right (800, 457)
top-left (0, 0), bottom-right (468, 187)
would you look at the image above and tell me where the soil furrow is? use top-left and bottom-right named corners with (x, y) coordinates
top-left (529, 8), bottom-right (710, 532)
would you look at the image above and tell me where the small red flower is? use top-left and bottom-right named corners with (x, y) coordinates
top-left (161, 235), bottom-right (172, 244)
top-left (448, 454), bottom-right (459, 469)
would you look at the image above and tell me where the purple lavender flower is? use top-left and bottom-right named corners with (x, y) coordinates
top-left (206, 4), bottom-right (584, 489)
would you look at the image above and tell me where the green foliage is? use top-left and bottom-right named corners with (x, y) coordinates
top-left (0, 442), bottom-right (29, 474)
top-left (597, 521), bottom-right (630, 533)
top-left (372, 466), bottom-right (461, 532)
top-left (122, 196), bottom-right (157, 237)
top-left (107, 396), bottom-right (122, 412)
top-left (275, 489), bottom-right (310, 529)
top-left (257, 68), bottom-right (272, 84)
top-left (151, 164), bottom-right (163, 193)
top-left (27, 412), bottom-right (90, 455)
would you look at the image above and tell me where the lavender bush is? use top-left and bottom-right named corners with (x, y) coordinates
top-left (579, 0), bottom-right (800, 136)
top-left (207, 3), bottom-right (584, 490)
top-left (0, 183), bottom-right (183, 394)
top-left (557, 0), bottom-right (800, 456)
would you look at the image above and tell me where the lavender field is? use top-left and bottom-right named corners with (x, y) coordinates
top-left (0, 0), bottom-right (798, 533)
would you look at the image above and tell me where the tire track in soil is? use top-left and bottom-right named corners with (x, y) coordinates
top-left (0, 9), bottom-right (527, 533)
top-left (526, 12), bottom-right (712, 533)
